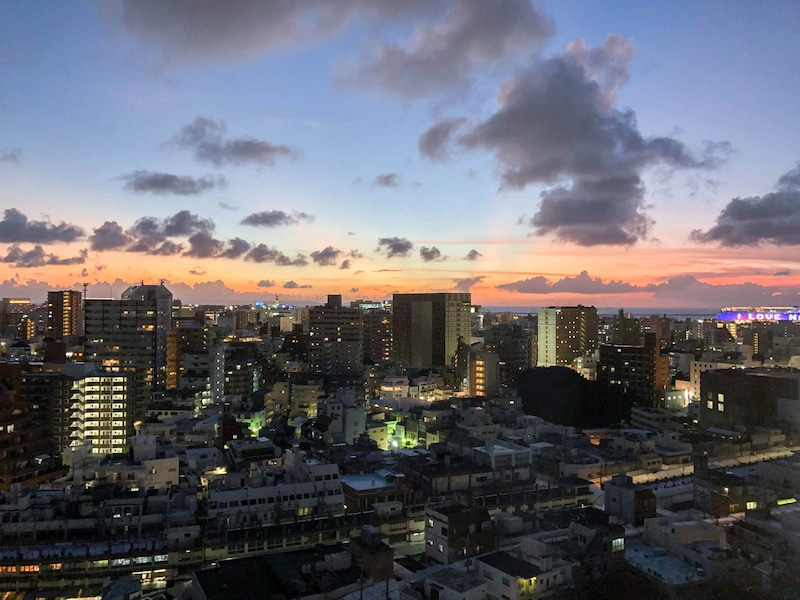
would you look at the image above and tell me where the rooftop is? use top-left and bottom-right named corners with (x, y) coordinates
top-left (479, 551), bottom-right (540, 578)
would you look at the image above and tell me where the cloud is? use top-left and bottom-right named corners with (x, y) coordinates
top-left (0, 209), bottom-right (84, 244)
top-left (464, 249), bottom-right (482, 260)
top-left (217, 237), bottom-right (251, 259)
top-left (454, 275), bottom-right (484, 292)
top-left (419, 246), bottom-right (445, 261)
top-left (89, 221), bottom-right (130, 251)
top-left (183, 231), bottom-right (224, 258)
top-left (118, 2), bottom-right (452, 64)
top-left (241, 210), bottom-right (315, 227)
top-left (120, 170), bottom-right (225, 195)
top-left (690, 162), bottom-right (800, 246)
top-left (310, 246), bottom-right (342, 266)
top-left (125, 210), bottom-right (214, 254)
top-left (257, 279), bottom-right (275, 288)
top-left (498, 270), bottom-right (642, 294)
top-left (423, 36), bottom-right (730, 246)
top-left (418, 118), bottom-right (467, 161)
top-left (775, 270), bottom-right (791, 277)
top-left (339, 0), bottom-right (553, 98)
top-left (372, 173), bottom-right (401, 188)
top-left (377, 237), bottom-right (413, 258)
top-left (245, 244), bottom-right (308, 267)
top-left (283, 280), bottom-right (312, 289)
top-left (1, 245), bottom-right (88, 268)
top-left (340, 259), bottom-right (351, 270)
top-left (0, 148), bottom-right (21, 163)
top-left (189, 269), bottom-right (207, 276)
top-left (219, 201), bottom-right (238, 211)
top-left (170, 117), bottom-right (300, 167)
top-left (350, 287), bottom-right (360, 293)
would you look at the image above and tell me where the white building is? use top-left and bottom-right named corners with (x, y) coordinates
top-left (70, 373), bottom-right (134, 454)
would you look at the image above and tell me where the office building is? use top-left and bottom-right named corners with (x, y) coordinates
top-left (166, 319), bottom-right (209, 389)
top-left (537, 306), bottom-right (598, 367)
top-left (46, 290), bottom-right (82, 339)
top-left (362, 309), bottom-right (392, 364)
top-left (392, 293), bottom-right (472, 368)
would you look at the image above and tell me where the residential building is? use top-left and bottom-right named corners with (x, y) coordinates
top-left (424, 503), bottom-right (495, 564)
top-left (597, 333), bottom-right (669, 406)
top-left (69, 372), bottom-right (134, 454)
top-left (537, 306), bottom-right (598, 367)
top-left (46, 290), bottom-right (82, 339)
top-left (308, 296), bottom-right (364, 376)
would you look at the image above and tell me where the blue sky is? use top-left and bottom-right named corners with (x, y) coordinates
top-left (1, 1), bottom-right (799, 308)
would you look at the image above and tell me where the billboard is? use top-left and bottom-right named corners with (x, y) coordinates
top-left (716, 311), bottom-right (800, 322)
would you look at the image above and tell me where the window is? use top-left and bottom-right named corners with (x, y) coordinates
top-left (438, 544), bottom-right (444, 553)
top-left (612, 537), bottom-right (624, 552)
top-left (502, 577), bottom-right (510, 587)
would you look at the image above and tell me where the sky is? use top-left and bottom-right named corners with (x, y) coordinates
top-left (1, 0), bottom-right (799, 309)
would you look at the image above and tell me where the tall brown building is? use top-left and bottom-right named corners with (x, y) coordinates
top-left (392, 293), bottom-right (472, 368)
top-left (537, 306), bottom-right (599, 367)
top-left (46, 290), bottom-right (82, 339)
top-left (166, 319), bottom-right (209, 389)
top-left (362, 309), bottom-right (392, 364)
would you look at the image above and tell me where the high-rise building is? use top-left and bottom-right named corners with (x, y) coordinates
top-left (166, 319), bottom-right (209, 389)
top-left (0, 380), bottom-right (64, 490)
top-left (84, 298), bottom-right (157, 419)
top-left (361, 309), bottom-right (392, 364)
top-left (597, 333), bottom-right (669, 407)
top-left (307, 296), bottom-right (363, 376)
top-left (484, 324), bottom-right (533, 386)
top-left (21, 371), bottom-right (76, 455)
top-left (69, 373), bottom-right (134, 454)
top-left (392, 293), bottom-right (472, 368)
top-left (46, 290), bottom-right (83, 339)
top-left (537, 306), bottom-right (598, 367)
top-left (121, 284), bottom-right (173, 387)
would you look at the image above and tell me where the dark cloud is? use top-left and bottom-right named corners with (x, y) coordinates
top-left (170, 117), bottom-right (300, 167)
top-left (372, 173), bottom-right (401, 188)
top-left (124, 210), bottom-right (214, 254)
top-left (464, 249), bottom-right (482, 260)
top-left (377, 237), bottom-right (413, 258)
top-left (454, 276), bottom-right (484, 292)
top-left (1, 245), bottom-right (88, 268)
top-left (80, 268), bottom-right (89, 277)
top-left (423, 36), bottom-right (730, 246)
top-left (418, 118), bottom-right (467, 161)
top-left (283, 280), bottom-right (312, 289)
top-left (339, 0), bottom-right (553, 98)
top-left (0, 209), bottom-right (84, 244)
top-left (349, 249), bottom-right (363, 259)
top-left (498, 270), bottom-right (642, 294)
top-left (376, 269), bottom-right (402, 272)
top-left (775, 270), bottom-right (791, 277)
top-left (189, 269), bottom-right (207, 276)
top-left (257, 279), bottom-right (275, 288)
top-left (275, 253), bottom-right (308, 267)
top-left (219, 201), bottom-right (238, 211)
top-left (0, 148), bottom-right (21, 163)
top-left (183, 232), bottom-right (224, 258)
top-left (119, 2), bottom-right (443, 63)
top-left (217, 238), bottom-right (251, 259)
top-left (691, 163), bottom-right (800, 246)
top-left (245, 244), bottom-right (308, 267)
top-left (120, 171), bottom-right (226, 195)
top-left (350, 287), bottom-right (360, 293)
top-left (340, 259), bottom-right (351, 270)
top-left (241, 210), bottom-right (315, 227)
top-left (310, 246), bottom-right (342, 266)
top-left (419, 246), bottom-right (445, 262)
top-left (89, 221), bottom-right (130, 251)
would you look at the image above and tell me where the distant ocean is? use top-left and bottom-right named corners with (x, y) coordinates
top-left (483, 307), bottom-right (719, 320)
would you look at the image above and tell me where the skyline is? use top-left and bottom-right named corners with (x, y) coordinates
top-left (1, 1), bottom-right (799, 308)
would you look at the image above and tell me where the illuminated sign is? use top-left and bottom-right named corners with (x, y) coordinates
top-left (717, 311), bottom-right (800, 322)
top-left (777, 498), bottom-right (797, 506)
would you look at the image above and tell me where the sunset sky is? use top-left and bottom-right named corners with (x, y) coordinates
top-left (1, 1), bottom-right (799, 309)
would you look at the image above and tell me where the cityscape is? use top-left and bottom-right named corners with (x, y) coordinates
top-left (1, 2), bottom-right (800, 600)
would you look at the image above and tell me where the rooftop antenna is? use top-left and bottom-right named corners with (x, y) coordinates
top-left (82, 282), bottom-right (88, 306)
